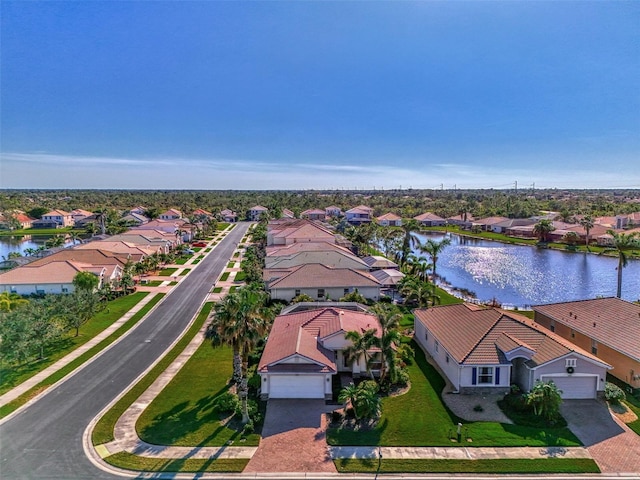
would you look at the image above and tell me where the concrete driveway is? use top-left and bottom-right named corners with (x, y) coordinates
top-left (561, 399), bottom-right (640, 473)
top-left (244, 399), bottom-right (337, 473)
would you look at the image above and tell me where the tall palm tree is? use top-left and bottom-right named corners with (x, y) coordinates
top-left (533, 219), bottom-right (555, 244)
top-left (398, 219), bottom-right (422, 267)
top-left (579, 215), bottom-right (594, 251)
top-left (370, 304), bottom-right (402, 383)
top-left (399, 276), bottom-right (440, 308)
top-left (344, 328), bottom-right (378, 379)
top-left (604, 230), bottom-right (640, 298)
top-left (419, 237), bottom-right (451, 281)
top-left (205, 288), bottom-right (272, 422)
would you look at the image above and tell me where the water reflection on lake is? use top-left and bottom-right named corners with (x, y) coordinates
top-left (0, 235), bottom-right (75, 259)
top-left (415, 233), bottom-right (640, 307)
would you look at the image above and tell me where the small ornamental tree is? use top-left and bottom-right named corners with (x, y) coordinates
top-left (526, 380), bottom-right (563, 423)
top-left (72, 271), bottom-right (99, 292)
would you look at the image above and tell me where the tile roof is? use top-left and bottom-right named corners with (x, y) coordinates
top-left (28, 249), bottom-right (128, 268)
top-left (266, 263), bottom-right (381, 289)
top-left (0, 260), bottom-right (104, 285)
top-left (43, 209), bottom-right (70, 217)
top-left (250, 205), bottom-right (268, 211)
top-left (362, 255), bottom-right (398, 269)
top-left (414, 212), bottom-right (445, 222)
top-left (259, 307), bottom-right (381, 372)
top-left (267, 241), bottom-right (354, 257)
top-left (301, 209), bottom-right (327, 216)
top-left (474, 216), bottom-right (510, 225)
top-left (346, 205), bottom-right (373, 214)
top-left (414, 304), bottom-right (609, 368)
top-left (534, 298), bottom-right (640, 361)
top-left (370, 269), bottom-right (405, 286)
top-left (377, 213), bottom-right (402, 221)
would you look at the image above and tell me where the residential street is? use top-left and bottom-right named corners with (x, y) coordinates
top-left (0, 222), bottom-right (251, 480)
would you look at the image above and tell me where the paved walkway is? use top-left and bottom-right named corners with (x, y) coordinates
top-left (0, 291), bottom-right (161, 407)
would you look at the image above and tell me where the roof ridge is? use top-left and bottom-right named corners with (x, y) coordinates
top-left (459, 310), bottom-right (502, 363)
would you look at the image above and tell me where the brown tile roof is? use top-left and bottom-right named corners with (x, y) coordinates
top-left (377, 213), bottom-right (402, 221)
top-left (43, 209), bottom-right (70, 217)
top-left (259, 308), bottom-right (381, 372)
top-left (414, 212), bottom-right (445, 222)
top-left (250, 205), bottom-right (268, 211)
top-left (266, 263), bottom-right (381, 289)
top-left (75, 241), bottom-right (154, 259)
top-left (474, 216), bottom-right (509, 225)
top-left (534, 298), bottom-right (640, 361)
top-left (0, 260), bottom-right (104, 285)
top-left (346, 205), bottom-right (373, 214)
top-left (266, 241), bottom-right (354, 257)
top-left (28, 249), bottom-right (128, 268)
top-left (414, 304), bottom-right (609, 368)
top-left (301, 209), bottom-right (327, 216)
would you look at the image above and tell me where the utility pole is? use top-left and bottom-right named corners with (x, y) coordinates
top-left (514, 180), bottom-right (518, 194)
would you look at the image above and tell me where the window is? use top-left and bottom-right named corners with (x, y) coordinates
top-left (566, 358), bottom-right (577, 368)
top-left (571, 329), bottom-right (575, 338)
top-left (445, 354), bottom-right (450, 363)
top-left (424, 332), bottom-right (428, 342)
top-left (434, 341), bottom-right (439, 353)
top-left (344, 288), bottom-right (349, 295)
top-left (591, 339), bottom-right (598, 356)
top-left (478, 367), bottom-right (493, 384)
top-left (317, 289), bottom-right (325, 299)
top-left (549, 320), bottom-right (555, 332)
top-left (62, 287), bottom-right (69, 293)
top-left (294, 289), bottom-right (301, 296)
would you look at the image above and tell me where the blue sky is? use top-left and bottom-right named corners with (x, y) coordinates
top-left (1, 1), bottom-right (638, 190)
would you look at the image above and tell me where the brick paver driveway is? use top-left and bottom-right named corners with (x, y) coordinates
top-left (244, 399), bottom-right (337, 473)
top-left (561, 399), bottom-right (640, 473)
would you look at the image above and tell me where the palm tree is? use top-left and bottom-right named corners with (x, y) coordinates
top-left (604, 230), bottom-right (640, 298)
top-left (398, 219), bottom-right (422, 267)
top-left (370, 304), bottom-right (402, 383)
top-left (533, 219), bottom-right (555, 244)
top-left (419, 237), bottom-right (451, 282)
top-left (344, 328), bottom-right (378, 379)
top-left (399, 276), bottom-right (440, 308)
top-left (205, 288), bottom-right (272, 422)
top-left (579, 215), bottom-right (594, 251)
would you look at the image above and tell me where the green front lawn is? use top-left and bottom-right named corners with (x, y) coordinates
top-left (335, 458), bottom-right (599, 474)
top-left (0, 292), bottom-right (148, 395)
top-left (179, 269), bottom-right (190, 276)
top-left (159, 268), bottom-right (178, 276)
top-left (623, 394), bottom-right (640, 436)
top-left (136, 342), bottom-right (259, 446)
top-left (219, 272), bottom-right (230, 281)
top-left (217, 223), bottom-right (230, 230)
top-left (104, 452), bottom-right (247, 473)
top-left (327, 343), bottom-right (580, 447)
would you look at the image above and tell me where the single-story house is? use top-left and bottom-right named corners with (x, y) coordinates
top-left (258, 306), bottom-right (382, 399)
top-left (446, 214), bottom-right (474, 230)
top-left (376, 213), bottom-right (402, 227)
top-left (362, 255), bottom-right (399, 271)
top-left (265, 263), bottom-right (382, 302)
top-left (301, 209), bottom-right (327, 221)
top-left (267, 219), bottom-right (336, 246)
top-left (370, 268), bottom-right (405, 288)
top-left (534, 298), bottom-right (640, 391)
top-left (159, 209), bottom-right (183, 220)
top-left (281, 209), bottom-right (296, 219)
top-left (414, 212), bottom-right (446, 227)
top-left (0, 260), bottom-right (110, 295)
top-left (121, 212), bottom-right (150, 226)
top-left (265, 246), bottom-right (369, 271)
top-left (414, 303), bottom-right (611, 398)
top-left (220, 209), bottom-right (238, 222)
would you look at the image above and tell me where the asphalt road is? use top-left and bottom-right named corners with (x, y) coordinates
top-left (0, 222), bottom-right (251, 480)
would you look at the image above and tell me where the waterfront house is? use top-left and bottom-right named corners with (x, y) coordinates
top-left (446, 214), bottom-right (474, 230)
top-left (415, 303), bottom-right (610, 398)
top-left (376, 213), bottom-right (403, 227)
top-left (414, 212), bottom-right (446, 227)
top-left (534, 298), bottom-right (640, 391)
top-left (258, 306), bottom-right (382, 399)
top-left (36, 210), bottom-right (74, 228)
top-left (266, 242), bottom-right (369, 271)
top-left (264, 263), bottom-right (381, 302)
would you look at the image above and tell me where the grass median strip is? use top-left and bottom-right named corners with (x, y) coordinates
top-left (92, 302), bottom-right (213, 445)
top-left (0, 292), bottom-right (149, 396)
top-left (334, 458), bottom-right (600, 474)
top-left (0, 293), bottom-right (164, 419)
top-left (103, 452), bottom-right (247, 473)
top-left (179, 269), bottom-right (190, 276)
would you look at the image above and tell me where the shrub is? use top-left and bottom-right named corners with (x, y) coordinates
top-left (213, 392), bottom-right (239, 413)
top-left (331, 410), bottom-right (343, 424)
top-left (473, 404), bottom-right (484, 412)
top-left (605, 382), bottom-right (626, 405)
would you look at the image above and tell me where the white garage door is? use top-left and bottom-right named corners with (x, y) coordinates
top-left (541, 375), bottom-right (597, 399)
top-left (269, 375), bottom-right (325, 399)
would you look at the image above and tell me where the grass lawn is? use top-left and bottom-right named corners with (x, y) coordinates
top-left (334, 458), bottom-right (599, 474)
top-left (227, 261), bottom-right (236, 268)
top-left (234, 272), bottom-right (246, 282)
top-left (327, 343), bottom-right (580, 447)
top-left (1, 293), bottom-right (164, 419)
top-left (204, 248), bottom-right (212, 252)
top-left (159, 268), bottom-right (178, 276)
top-left (169, 281), bottom-right (178, 286)
top-left (192, 259), bottom-right (201, 265)
top-left (219, 272), bottom-right (230, 281)
top-left (143, 280), bottom-right (163, 287)
top-left (212, 287), bottom-right (223, 293)
top-left (175, 257), bottom-right (189, 265)
top-left (0, 292), bottom-right (148, 395)
top-left (623, 394), bottom-right (640, 436)
top-left (217, 223), bottom-right (230, 230)
top-left (104, 452), bottom-right (247, 473)
top-left (179, 269), bottom-right (190, 276)
top-left (93, 302), bottom-right (213, 445)
top-left (192, 247), bottom-right (202, 252)
top-left (136, 342), bottom-right (260, 446)
top-left (229, 286), bottom-right (237, 293)
top-left (232, 252), bottom-right (239, 258)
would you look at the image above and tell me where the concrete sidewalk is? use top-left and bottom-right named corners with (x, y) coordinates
top-left (0, 291), bottom-right (160, 407)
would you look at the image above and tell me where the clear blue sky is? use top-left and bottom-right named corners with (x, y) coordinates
top-left (1, 1), bottom-right (638, 190)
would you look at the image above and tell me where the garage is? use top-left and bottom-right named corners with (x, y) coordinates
top-left (541, 375), bottom-right (597, 399)
top-left (268, 374), bottom-right (325, 399)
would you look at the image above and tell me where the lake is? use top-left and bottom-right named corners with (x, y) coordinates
top-left (0, 235), bottom-right (76, 259)
top-left (415, 233), bottom-right (640, 308)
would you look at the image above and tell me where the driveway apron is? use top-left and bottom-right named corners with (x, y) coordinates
top-left (244, 399), bottom-right (337, 473)
top-left (561, 399), bottom-right (640, 473)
